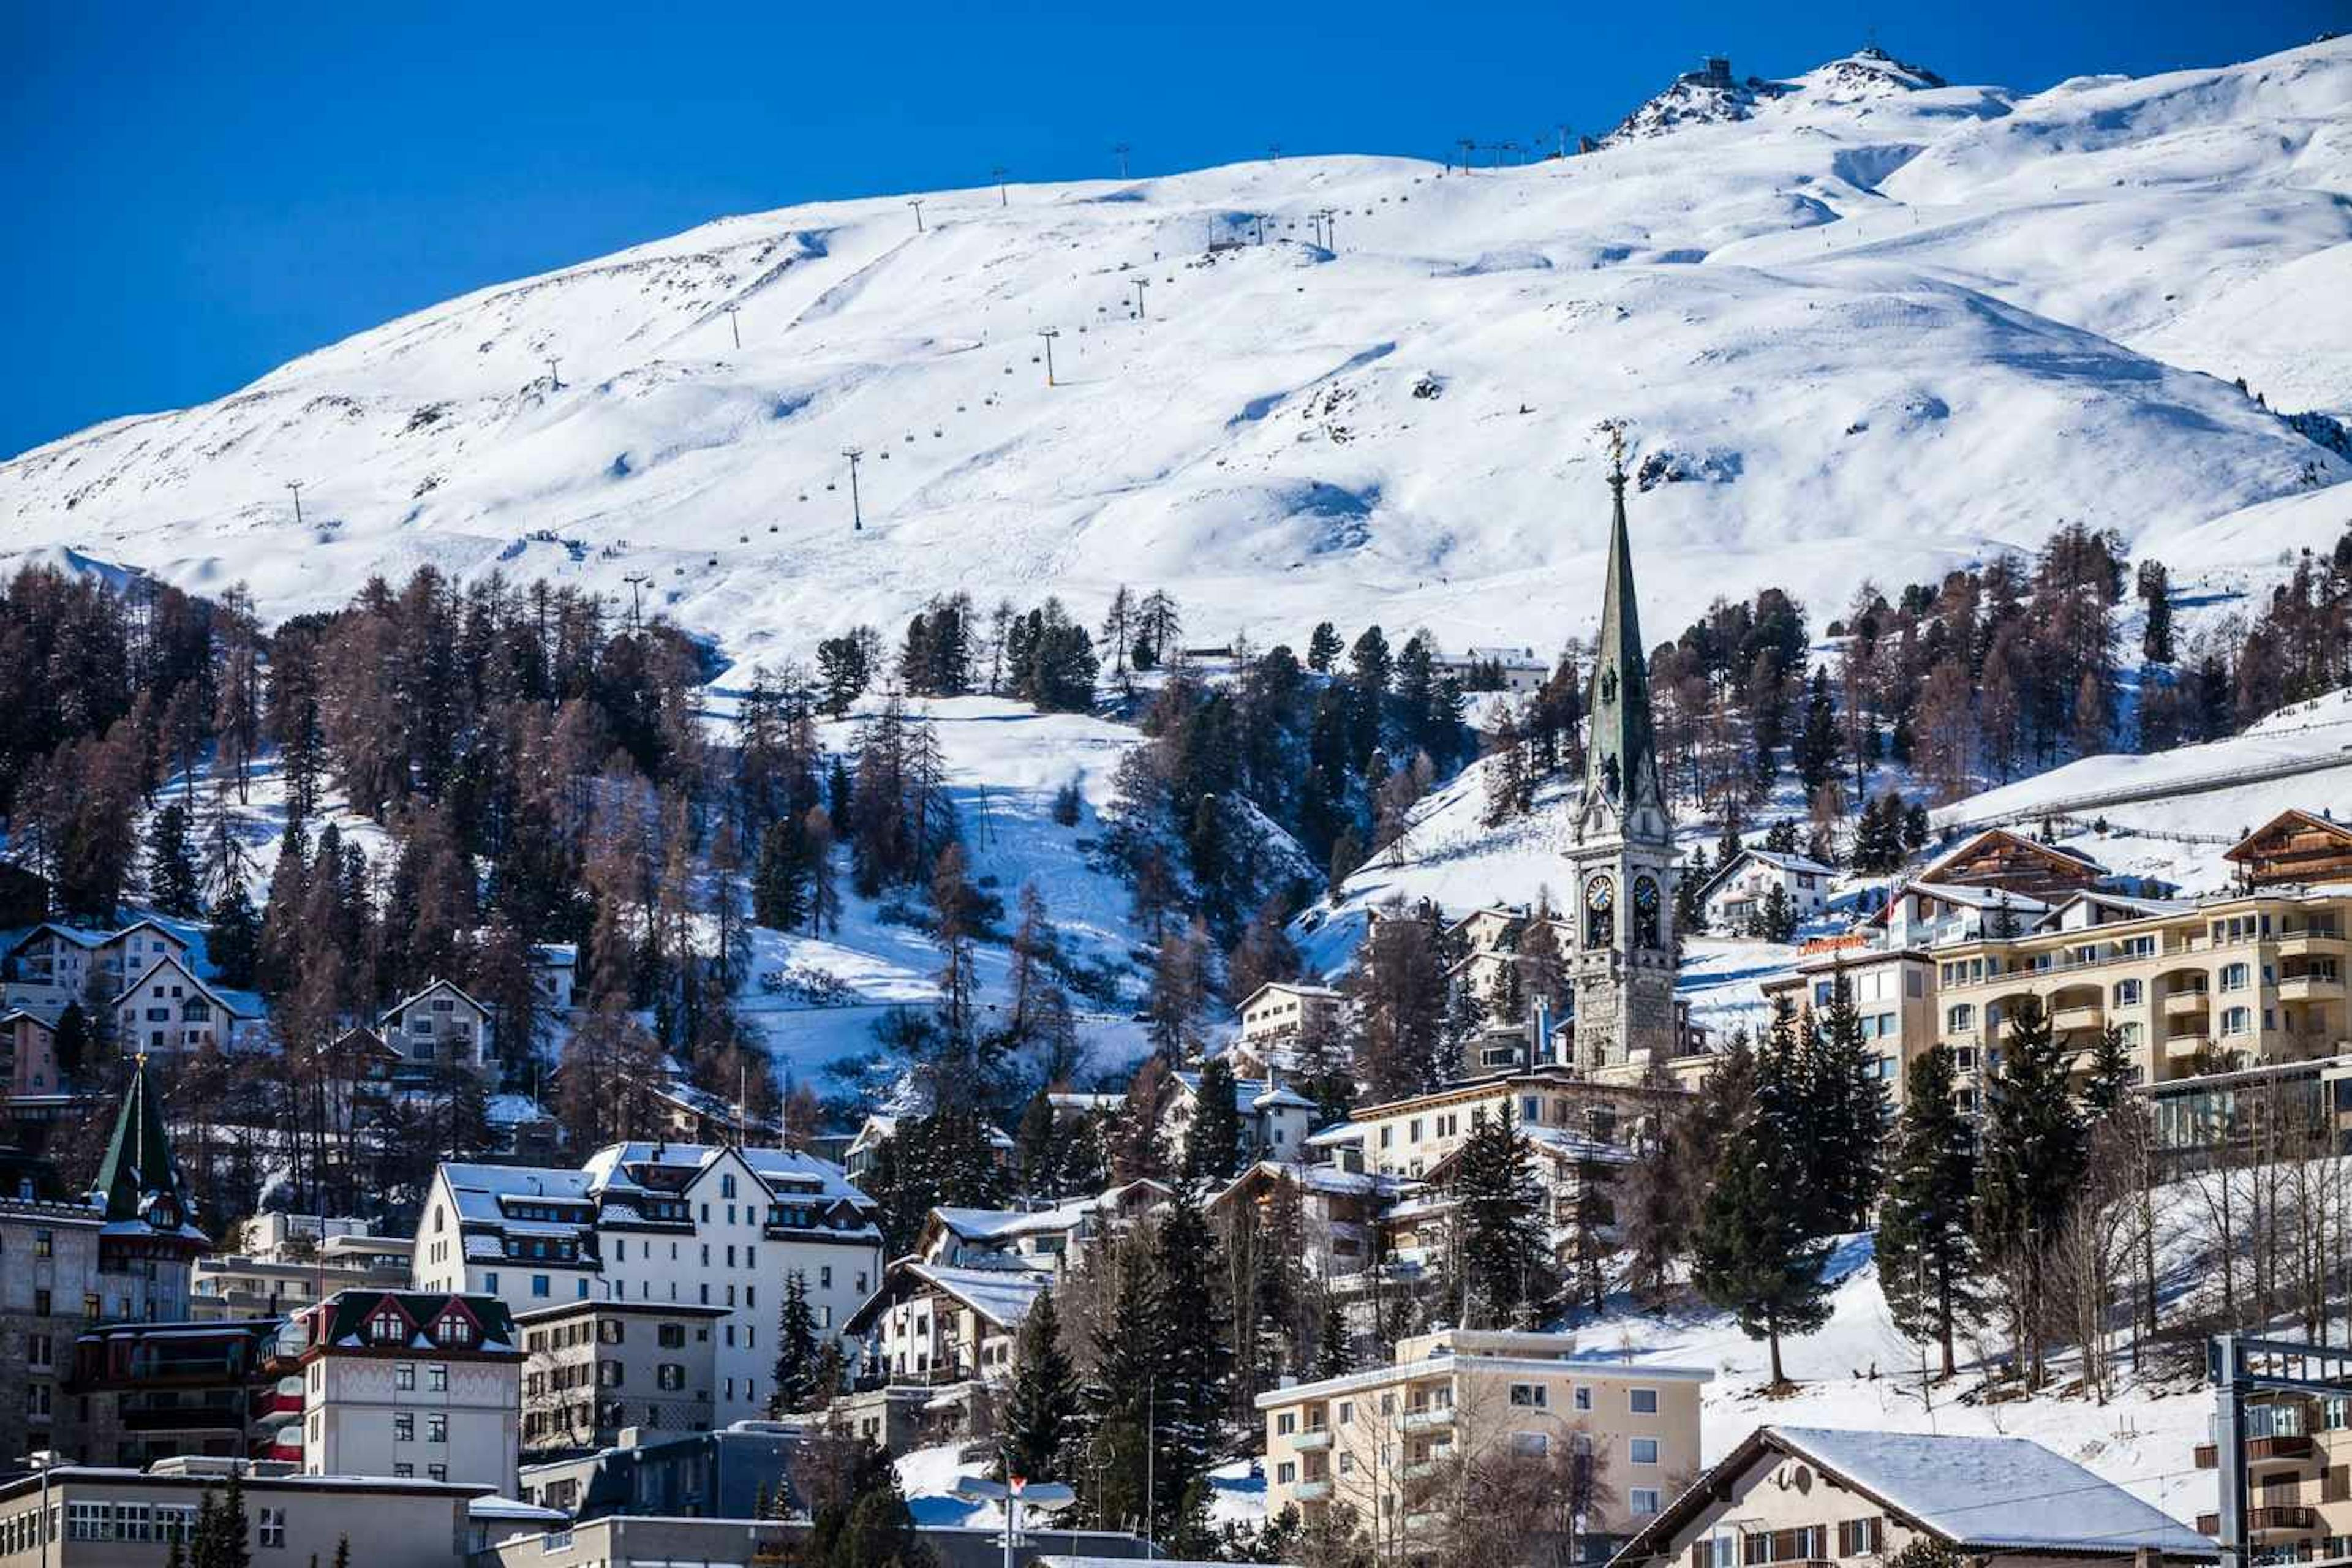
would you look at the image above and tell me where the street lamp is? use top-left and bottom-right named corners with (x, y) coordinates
top-left (954, 1472), bottom-right (1076, 1568)
top-left (18, 1450), bottom-right (60, 1568)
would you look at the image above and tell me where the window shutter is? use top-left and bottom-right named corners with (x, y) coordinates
top-left (1692, 1545), bottom-right (1710, 1568)
top-left (2325, 1464), bottom-right (2349, 1504)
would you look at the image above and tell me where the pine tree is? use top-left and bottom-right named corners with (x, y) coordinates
top-left (1306, 621), bottom-right (1343, 674)
top-left (146, 800), bottom-right (203, 916)
top-left (1311, 1289), bottom-right (1354, 1379)
top-left (1446, 1105), bottom-right (1552, 1327)
top-left (769, 1271), bottom-right (821, 1416)
top-left (1795, 667), bottom-right (1840, 793)
top-left (1973, 993), bottom-right (2084, 1385)
top-left (1692, 1016), bottom-right (1832, 1387)
top-left (1004, 1286), bottom-right (1080, 1484)
top-left (1183, 1058), bottom-right (1244, 1182)
top-left (1801, 979), bottom-right (1888, 1233)
top-left (2081, 1024), bottom-right (2136, 1122)
top-left (1876, 1045), bottom-right (1978, 1378)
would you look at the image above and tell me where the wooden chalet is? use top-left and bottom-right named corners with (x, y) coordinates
top-left (1919, 826), bottom-right (2105, 901)
top-left (2224, 809), bottom-right (2352, 889)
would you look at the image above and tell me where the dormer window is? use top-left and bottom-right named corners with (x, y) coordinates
top-left (436, 1311), bottom-right (476, 1347)
top-left (371, 1308), bottom-right (408, 1344)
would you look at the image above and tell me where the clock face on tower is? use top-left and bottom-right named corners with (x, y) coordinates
top-left (1583, 875), bottom-right (1615, 951)
top-left (1633, 875), bottom-right (1661, 949)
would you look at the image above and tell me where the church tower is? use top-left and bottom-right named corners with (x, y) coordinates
top-left (1566, 433), bottom-right (1679, 1074)
top-left (88, 1055), bottom-right (208, 1314)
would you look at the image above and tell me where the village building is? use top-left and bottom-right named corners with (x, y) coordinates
top-left (378, 979), bottom-right (495, 1076)
top-left (1304, 1066), bottom-right (1672, 1183)
top-left (2, 1006), bottom-right (62, 1097)
top-left (1257, 1329), bottom-right (1709, 1548)
top-left (1433, 644), bottom-right (1551, 693)
top-left (411, 1142), bottom-right (883, 1426)
top-left (271, 1287), bottom-right (524, 1493)
top-left (514, 1299), bottom-right (726, 1458)
top-left (0, 1458), bottom-right (510, 1568)
top-left (190, 1214), bottom-right (415, 1322)
top-left (1207, 1162), bottom-right (1403, 1283)
top-left (1161, 1069), bottom-right (1316, 1166)
top-left (1231, 981), bottom-right (1343, 1076)
top-left (0, 1058), bottom-right (210, 1468)
top-left (1611, 1425), bottom-right (2215, 1568)
top-left (111, 954), bottom-right (264, 1057)
top-left (68, 1319), bottom-right (282, 1468)
top-left (1695, 846), bottom-right (1836, 932)
top-left (2190, 1379), bottom-right (2352, 1553)
top-left (910, 1180), bottom-right (1170, 1275)
top-left (519, 1419), bottom-right (802, 1520)
top-left (843, 1112), bottom-right (1014, 1183)
top-left (2, 921), bottom-right (192, 1017)
top-left (848, 1256), bottom-right (1046, 1387)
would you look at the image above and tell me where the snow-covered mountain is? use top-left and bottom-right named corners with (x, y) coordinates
top-left (5, 37), bottom-right (2349, 672)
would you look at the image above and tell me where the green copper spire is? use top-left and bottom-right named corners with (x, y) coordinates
top-left (91, 1054), bottom-right (195, 1232)
top-left (1577, 435), bottom-right (1668, 843)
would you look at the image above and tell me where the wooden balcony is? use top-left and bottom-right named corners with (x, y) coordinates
top-left (2249, 1433), bottom-right (2315, 1463)
top-left (2194, 1443), bottom-right (2218, 1469)
top-left (2250, 1504), bottom-right (2316, 1531)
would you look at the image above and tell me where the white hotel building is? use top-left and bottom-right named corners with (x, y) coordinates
top-left (412, 1142), bottom-right (884, 1423)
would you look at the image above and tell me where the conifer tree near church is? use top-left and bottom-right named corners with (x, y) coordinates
top-left (1797, 978), bottom-right (1888, 1234)
top-left (1973, 993), bottom-right (2084, 1385)
top-left (1182, 1057), bottom-right (1243, 1182)
top-left (1876, 1044), bottom-right (1978, 1379)
top-left (1692, 1012), bottom-right (1832, 1387)
top-left (1445, 1104), bottom-right (1552, 1327)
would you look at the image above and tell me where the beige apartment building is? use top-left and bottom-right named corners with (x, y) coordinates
top-left (1306, 1065), bottom-right (1675, 1182)
top-left (1257, 1329), bottom-right (1708, 1546)
top-left (1760, 814), bottom-right (2352, 1155)
top-left (2192, 1389), bottom-right (2352, 1557)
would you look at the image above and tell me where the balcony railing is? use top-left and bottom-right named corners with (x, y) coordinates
top-left (1292, 1429), bottom-right (1332, 1452)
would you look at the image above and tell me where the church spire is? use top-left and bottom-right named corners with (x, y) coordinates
top-left (90, 1054), bottom-right (200, 1242)
top-left (1577, 427), bottom-right (1667, 843)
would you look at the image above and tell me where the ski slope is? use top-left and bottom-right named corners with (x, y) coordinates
top-left (4, 39), bottom-right (2348, 677)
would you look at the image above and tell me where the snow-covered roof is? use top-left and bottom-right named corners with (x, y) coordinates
top-left (439, 1163), bottom-right (596, 1226)
top-left (1901, 880), bottom-right (2056, 913)
top-left (1766, 1427), bottom-right (2214, 1556)
top-left (109, 952), bottom-right (260, 1017)
top-left (379, 977), bottom-right (489, 1024)
top-left (1172, 1071), bottom-right (1314, 1114)
top-left (582, 1140), bottom-right (876, 1208)
top-left (1304, 1120), bottom-right (1367, 1148)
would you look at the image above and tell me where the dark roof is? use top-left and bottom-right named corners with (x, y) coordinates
top-left (308, 1288), bottom-right (521, 1354)
top-left (89, 1056), bottom-right (203, 1240)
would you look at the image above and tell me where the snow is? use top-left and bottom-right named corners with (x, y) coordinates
top-left (5, 39), bottom-right (2347, 685)
top-left (1765, 1425), bottom-right (2214, 1554)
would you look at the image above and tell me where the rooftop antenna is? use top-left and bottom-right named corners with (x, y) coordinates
top-left (1130, 277), bottom-right (1148, 320)
top-left (840, 446), bottom-right (865, 531)
top-left (908, 198), bottom-right (925, 233)
top-left (285, 480), bottom-right (304, 528)
top-left (1112, 142), bottom-right (1131, 179)
top-left (722, 304), bottom-right (741, 350)
top-left (621, 572), bottom-right (650, 632)
top-left (1036, 327), bottom-right (1061, 386)
top-left (990, 165), bottom-right (1009, 206)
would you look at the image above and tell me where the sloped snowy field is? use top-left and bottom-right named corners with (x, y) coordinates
top-left (4, 42), bottom-right (2348, 677)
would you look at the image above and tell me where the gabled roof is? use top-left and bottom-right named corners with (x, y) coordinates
top-left (2223, 807), bottom-right (2352, 865)
top-left (307, 1288), bottom-right (519, 1356)
top-left (848, 1258), bottom-right (1051, 1335)
top-left (10, 918), bottom-right (188, 958)
top-left (1614, 1425), bottom-right (2214, 1566)
top-left (110, 952), bottom-right (258, 1017)
top-left (379, 977), bottom-right (490, 1025)
top-left (1920, 826), bottom-right (2105, 884)
top-left (1235, 979), bottom-right (1341, 1012)
top-left (1695, 845), bottom-right (1838, 904)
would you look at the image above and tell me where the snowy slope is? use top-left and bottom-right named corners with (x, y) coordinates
top-left (4, 39), bottom-right (2350, 676)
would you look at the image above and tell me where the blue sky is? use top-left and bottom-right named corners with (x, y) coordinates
top-left (0, 1), bottom-right (2335, 460)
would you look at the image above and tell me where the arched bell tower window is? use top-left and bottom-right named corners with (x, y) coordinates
top-left (1632, 876), bottom-right (1662, 951)
top-left (1583, 876), bottom-right (1615, 951)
